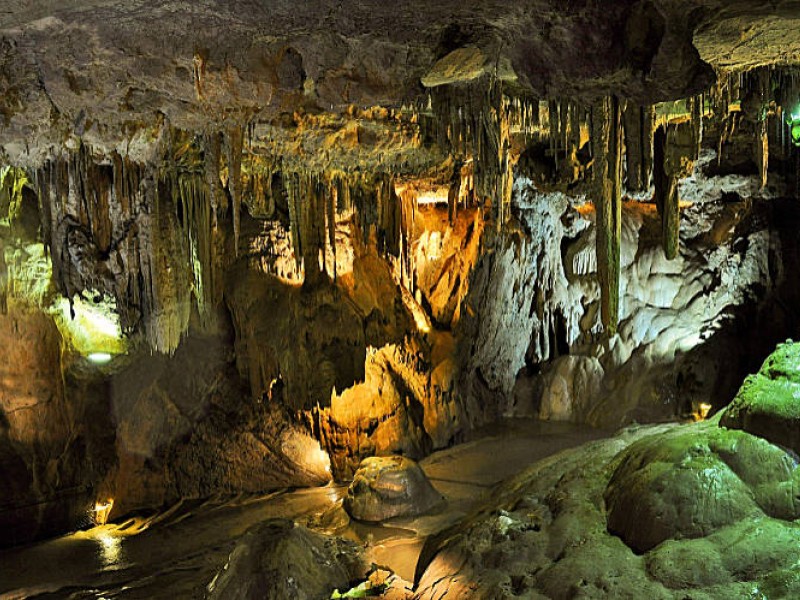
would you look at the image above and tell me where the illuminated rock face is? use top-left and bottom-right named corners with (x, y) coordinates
top-left (0, 303), bottom-right (108, 546)
top-left (460, 174), bottom-right (795, 427)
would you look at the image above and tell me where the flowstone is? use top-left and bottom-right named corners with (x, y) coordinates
top-left (415, 341), bottom-right (800, 598)
top-left (721, 340), bottom-right (800, 456)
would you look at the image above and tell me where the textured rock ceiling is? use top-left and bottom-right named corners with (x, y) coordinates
top-left (1, 0), bottom-right (799, 165)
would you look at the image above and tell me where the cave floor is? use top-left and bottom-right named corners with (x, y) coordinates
top-left (0, 419), bottom-right (610, 599)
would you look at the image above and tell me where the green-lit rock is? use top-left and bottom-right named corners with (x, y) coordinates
top-left (721, 341), bottom-right (800, 456)
top-left (604, 426), bottom-right (762, 552)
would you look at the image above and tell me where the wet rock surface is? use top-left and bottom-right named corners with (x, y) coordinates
top-left (415, 342), bottom-right (800, 598)
top-left (207, 518), bottom-right (365, 600)
top-left (721, 341), bottom-right (800, 456)
top-left (345, 455), bottom-right (444, 522)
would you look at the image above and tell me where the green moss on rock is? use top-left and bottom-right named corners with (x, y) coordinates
top-left (721, 340), bottom-right (800, 455)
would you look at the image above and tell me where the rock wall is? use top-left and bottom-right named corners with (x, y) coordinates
top-left (459, 168), bottom-right (800, 428)
top-left (0, 301), bottom-right (106, 546)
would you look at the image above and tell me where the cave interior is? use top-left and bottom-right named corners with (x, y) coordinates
top-left (2, 1), bottom-right (800, 598)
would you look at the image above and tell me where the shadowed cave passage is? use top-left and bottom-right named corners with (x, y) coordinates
top-left (2, 1), bottom-right (800, 598)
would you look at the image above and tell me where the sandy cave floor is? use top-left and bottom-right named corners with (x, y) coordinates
top-left (0, 419), bottom-right (611, 599)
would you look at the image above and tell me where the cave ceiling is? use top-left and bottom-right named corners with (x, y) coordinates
top-left (1, 0), bottom-right (800, 353)
top-left (0, 0), bottom-right (798, 166)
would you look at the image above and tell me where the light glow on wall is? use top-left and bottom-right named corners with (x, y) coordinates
top-left (52, 291), bottom-right (126, 360)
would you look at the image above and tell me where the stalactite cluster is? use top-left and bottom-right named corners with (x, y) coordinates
top-left (0, 61), bottom-right (796, 348)
top-left (427, 78), bottom-right (514, 230)
top-left (31, 146), bottom-right (199, 354)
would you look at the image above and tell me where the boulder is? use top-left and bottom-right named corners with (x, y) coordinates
top-left (344, 456), bottom-right (444, 522)
top-left (207, 518), bottom-right (365, 600)
top-left (721, 341), bottom-right (800, 456)
top-left (605, 424), bottom-right (800, 553)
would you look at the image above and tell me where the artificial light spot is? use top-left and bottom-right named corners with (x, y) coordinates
top-left (87, 352), bottom-right (113, 365)
top-left (93, 499), bottom-right (114, 526)
top-left (52, 291), bottom-right (126, 359)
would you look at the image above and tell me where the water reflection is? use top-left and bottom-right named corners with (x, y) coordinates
top-left (95, 531), bottom-right (124, 570)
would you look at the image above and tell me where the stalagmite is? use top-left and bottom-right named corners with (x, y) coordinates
top-left (591, 96), bottom-right (623, 333)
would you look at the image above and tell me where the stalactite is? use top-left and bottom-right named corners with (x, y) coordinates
top-left (177, 172), bottom-right (213, 321)
top-left (326, 179), bottom-right (337, 281)
top-left (204, 131), bottom-right (221, 228)
top-left (447, 160), bottom-right (461, 224)
top-left (549, 99), bottom-right (560, 171)
top-left (149, 174), bottom-right (192, 354)
top-left (283, 170), bottom-right (331, 284)
top-left (376, 174), bottom-right (401, 257)
top-left (0, 238), bottom-right (6, 314)
top-left (285, 172), bottom-right (303, 272)
top-left (754, 71), bottom-right (770, 190)
top-left (591, 96), bottom-right (622, 334)
top-left (428, 77), bottom-right (511, 231)
top-left (226, 127), bottom-right (244, 256)
top-left (757, 118), bottom-right (769, 189)
top-left (398, 187), bottom-right (417, 292)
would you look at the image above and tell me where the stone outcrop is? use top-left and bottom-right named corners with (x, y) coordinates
top-left (100, 328), bottom-right (333, 519)
top-left (415, 342), bottom-right (800, 597)
top-left (721, 341), bottom-right (800, 456)
top-left (207, 519), bottom-right (365, 600)
top-left (344, 455), bottom-right (444, 522)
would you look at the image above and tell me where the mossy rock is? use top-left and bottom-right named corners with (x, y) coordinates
top-left (605, 428), bottom-right (762, 552)
top-left (721, 341), bottom-right (800, 456)
top-left (207, 518), bottom-right (365, 600)
top-left (605, 424), bottom-right (800, 553)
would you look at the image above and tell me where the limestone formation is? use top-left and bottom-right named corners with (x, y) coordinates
top-left (1, 4), bottom-right (800, 591)
top-left (344, 455), bottom-right (444, 522)
top-left (721, 341), bottom-right (800, 456)
top-left (206, 519), bottom-right (365, 600)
